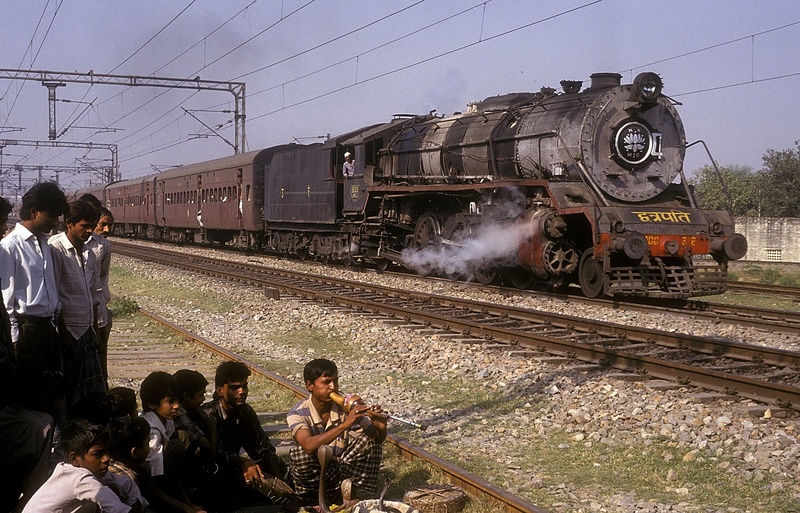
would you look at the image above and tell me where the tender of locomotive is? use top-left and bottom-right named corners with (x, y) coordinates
top-left (100, 71), bottom-right (746, 298)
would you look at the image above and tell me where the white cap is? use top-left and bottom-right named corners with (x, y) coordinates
top-left (344, 152), bottom-right (351, 157)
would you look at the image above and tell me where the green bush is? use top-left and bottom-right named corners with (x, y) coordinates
top-left (109, 296), bottom-right (139, 317)
top-left (777, 274), bottom-right (800, 287)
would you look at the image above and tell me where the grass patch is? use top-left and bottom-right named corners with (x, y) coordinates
top-left (403, 426), bottom-right (799, 513)
top-left (109, 295), bottom-right (139, 317)
top-left (514, 431), bottom-right (798, 512)
top-left (239, 372), bottom-right (299, 415)
top-left (110, 265), bottom-right (236, 314)
top-left (732, 264), bottom-right (800, 287)
top-left (271, 327), bottom-right (356, 356)
top-left (709, 291), bottom-right (800, 312)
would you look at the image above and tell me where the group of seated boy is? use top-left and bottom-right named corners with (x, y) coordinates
top-left (1, 358), bottom-right (388, 513)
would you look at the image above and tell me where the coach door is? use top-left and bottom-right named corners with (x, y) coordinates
top-left (237, 168), bottom-right (243, 228)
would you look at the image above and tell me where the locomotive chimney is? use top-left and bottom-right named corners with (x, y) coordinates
top-left (589, 73), bottom-right (622, 90)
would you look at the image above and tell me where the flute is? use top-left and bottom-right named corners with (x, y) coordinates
top-left (329, 391), bottom-right (426, 430)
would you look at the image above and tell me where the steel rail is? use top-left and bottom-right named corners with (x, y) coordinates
top-left (727, 281), bottom-right (800, 300)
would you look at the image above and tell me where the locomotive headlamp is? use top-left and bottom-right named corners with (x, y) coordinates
top-left (711, 222), bottom-right (723, 234)
top-left (632, 72), bottom-right (663, 103)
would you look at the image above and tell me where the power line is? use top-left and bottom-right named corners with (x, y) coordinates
top-left (196, 0), bottom-right (317, 74)
top-left (108, 0), bottom-right (603, 166)
top-left (620, 20), bottom-right (800, 76)
top-left (91, 0), bottom-right (260, 115)
top-left (58, 0), bottom-right (200, 138)
top-left (0, 0), bottom-right (63, 126)
top-left (246, 0), bottom-right (603, 123)
top-left (673, 71), bottom-right (800, 97)
top-left (232, 0), bottom-right (427, 81)
top-left (243, 1), bottom-right (495, 102)
top-left (69, 0), bottom-right (311, 155)
top-left (150, 1), bottom-right (260, 76)
top-left (44, 0), bottom-right (256, 167)
top-left (118, 0), bottom-right (600, 164)
top-left (109, 0), bottom-right (199, 74)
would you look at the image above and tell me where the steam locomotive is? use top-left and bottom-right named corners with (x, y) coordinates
top-left (87, 71), bottom-right (746, 298)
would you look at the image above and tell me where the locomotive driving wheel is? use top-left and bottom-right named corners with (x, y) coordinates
top-left (413, 213), bottom-right (442, 249)
top-left (412, 213), bottom-right (442, 277)
top-left (375, 258), bottom-right (392, 272)
top-left (474, 269), bottom-right (499, 285)
top-left (578, 250), bottom-right (605, 298)
top-left (504, 267), bottom-right (535, 290)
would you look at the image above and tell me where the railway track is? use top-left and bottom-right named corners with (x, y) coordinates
top-left (726, 280), bottom-right (800, 300)
top-left (107, 306), bottom-right (547, 513)
top-left (115, 241), bottom-right (800, 412)
top-left (115, 238), bottom-right (800, 335)
top-left (546, 291), bottom-right (800, 336)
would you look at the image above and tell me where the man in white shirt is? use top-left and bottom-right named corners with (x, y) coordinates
top-left (0, 181), bottom-right (69, 375)
top-left (49, 199), bottom-right (106, 413)
top-left (342, 151), bottom-right (355, 178)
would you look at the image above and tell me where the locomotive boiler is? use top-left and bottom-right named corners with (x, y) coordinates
top-left (96, 71), bottom-right (746, 299)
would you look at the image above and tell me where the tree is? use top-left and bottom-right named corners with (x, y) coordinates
top-left (690, 164), bottom-right (760, 216)
top-left (758, 142), bottom-right (800, 217)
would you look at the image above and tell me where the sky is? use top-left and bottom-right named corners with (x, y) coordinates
top-left (0, 0), bottom-right (798, 196)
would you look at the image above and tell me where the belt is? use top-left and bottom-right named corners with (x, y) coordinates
top-left (16, 314), bottom-right (53, 326)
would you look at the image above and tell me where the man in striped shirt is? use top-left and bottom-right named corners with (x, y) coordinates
top-left (49, 200), bottom-right (105, 415)
top-left (286, 358), bottom-right (386, 504)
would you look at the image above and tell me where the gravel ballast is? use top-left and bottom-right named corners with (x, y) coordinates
top-left (111, 242), bottom-right (800, 513)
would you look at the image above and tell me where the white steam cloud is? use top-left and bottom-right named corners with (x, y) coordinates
top-left (400, 189), bottom-right (531, 279)
top-left (400, 221), bottom-right (530, 278)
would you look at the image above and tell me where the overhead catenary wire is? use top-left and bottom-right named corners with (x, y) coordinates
top-left (56, 0), bottom-right (201, 138)
top-left (0, 0), bottom-right (63, 127)
top-left (118, 1), bottom-right (800, 169)
top-left (7, 2), bottom-right (800, 184)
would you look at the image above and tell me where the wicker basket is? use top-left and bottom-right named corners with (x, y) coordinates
top-left (402, 484), bottom-right (468, 513)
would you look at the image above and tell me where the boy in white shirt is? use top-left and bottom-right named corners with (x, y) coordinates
top-left (22, 419), bottom-right (133, 513)
top-left (140, 371), bottom-right (206, 513)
